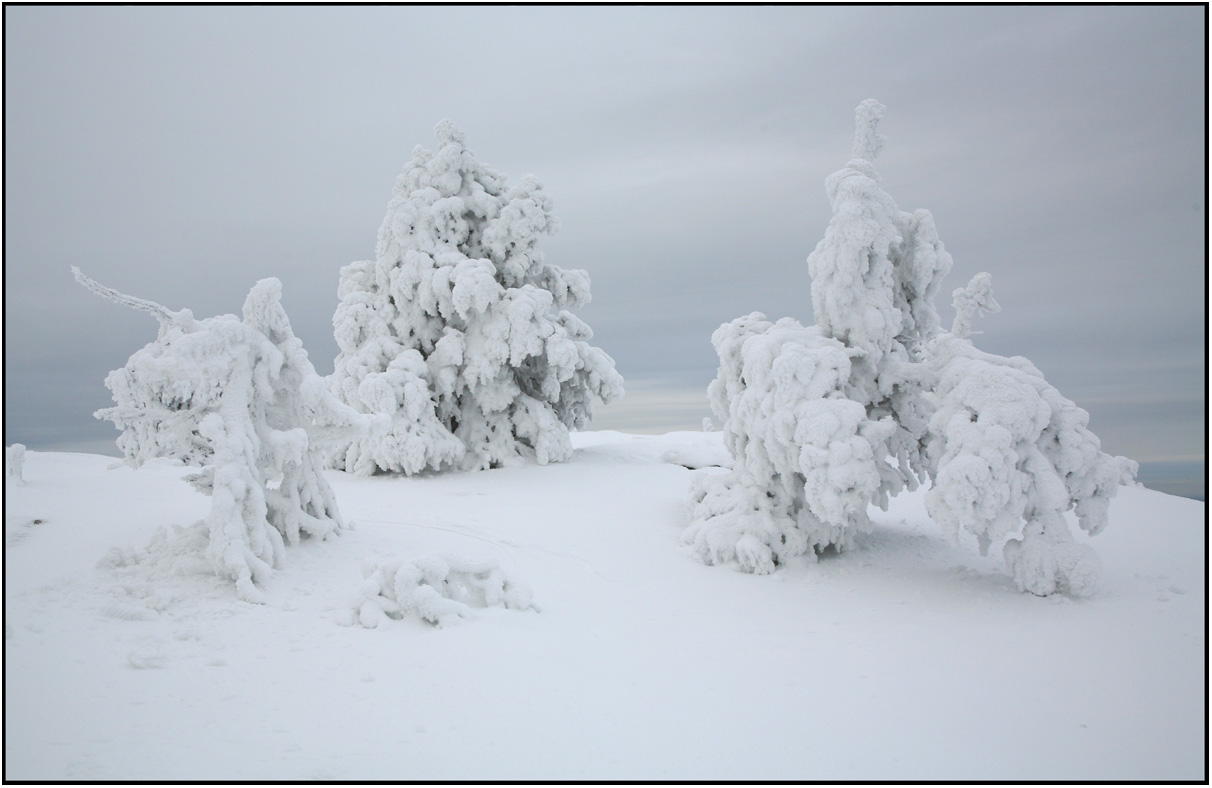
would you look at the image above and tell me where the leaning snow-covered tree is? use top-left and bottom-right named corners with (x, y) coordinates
top-left (75, 268), bottom-right (373, 603)
top-left (926, 291), bottom-right (1135, 596)
top-left (330, 121), bottom-right (623, 474)
top-left (686, 101), bottom-right (1136, 595)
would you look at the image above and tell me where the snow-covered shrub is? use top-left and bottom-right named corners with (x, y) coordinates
top-left (688, 101), bottom-right (1136, 595)
top-left (76, 268), bottom-right (372, 603)
top-left (349, 554), bottom-right (535, 628)
top-left (6, 444), bottom-right (26, 486)
top-left (330, 121), bottom-right (624, 474)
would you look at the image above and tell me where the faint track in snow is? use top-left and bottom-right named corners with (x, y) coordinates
top-left (5, 517), bottom-right (46, 547)
top-left (357, 516), bottom-right (512, 549)
top-left (355, 517), bottom-right (614, 582)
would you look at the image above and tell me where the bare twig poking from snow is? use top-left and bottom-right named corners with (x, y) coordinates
top-left (329, 120), bottom-right (624, 476)
top-left (78, 270), bottom-right (373, 603)
top-left (348, 554), bottom-right (536, 628)
top-left (688, 101), bottom-right (1137, 595)
top-left (6, 444), bottom-right (26, 486)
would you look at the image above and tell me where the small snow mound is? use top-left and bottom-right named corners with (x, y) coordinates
top-left (1003, 513), bottom-right (1102, 597)
top-left (350, 553), bottom-right (535, 628)
top-left (98, 522), bottom-right (233, 616)
top-left (126, 647), bottom-right (167, 669)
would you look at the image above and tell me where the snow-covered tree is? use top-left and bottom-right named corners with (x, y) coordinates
top-left (6, 444), bottom-right (26, 487)
top-left (330, 121), bottom-right (623, 474)
top-left (76, 268), bottom-right (372, 603)
top-left (687, 101), bottom-right (1136, 595)
top-left (687, 100), bottom-right (950, 572)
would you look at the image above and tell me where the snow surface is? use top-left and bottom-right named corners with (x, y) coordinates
top-left (4, 432), bottom-right (1205, 780)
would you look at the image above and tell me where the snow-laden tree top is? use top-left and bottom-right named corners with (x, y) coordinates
top-left (688, 101), bottom-right (1136, 596)
top-left (809, 98), bottom-right (953, 369)
top-left (851, 98), bottom-right (888, 163)
top-left (330, 120), bottom-right (623, 475)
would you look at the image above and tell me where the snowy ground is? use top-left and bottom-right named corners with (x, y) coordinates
top-left (4, 431), bottom-right (1205, 781)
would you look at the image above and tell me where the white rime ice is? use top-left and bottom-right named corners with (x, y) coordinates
top-left (687, 101), bottom-right (1137, 595)
top-left (330, 121), bottom-right (624, 474)
top-left (76, 268), bottom-right (372, 603)
top-left (349, 554), bottom-right (535, 628)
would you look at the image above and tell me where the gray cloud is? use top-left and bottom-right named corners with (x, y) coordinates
top-left (4, 6), bottom-right (1204, 497)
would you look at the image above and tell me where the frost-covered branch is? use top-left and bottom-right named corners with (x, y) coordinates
top-left (72, 266), bottom-right (194, 332)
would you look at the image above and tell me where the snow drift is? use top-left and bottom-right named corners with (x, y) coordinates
top-left (4, 436), bottom-right (1203, 780)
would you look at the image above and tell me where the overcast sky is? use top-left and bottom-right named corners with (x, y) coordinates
top-left (4, 5), bottom-right (1206, 497)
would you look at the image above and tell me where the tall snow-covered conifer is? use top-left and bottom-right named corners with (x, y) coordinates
top-left (331, 121), bottom-right (623, 474)
top-left (687, 101), bottom-right (1136, 595)
top-left (687, 100), bottom-right (951, 573)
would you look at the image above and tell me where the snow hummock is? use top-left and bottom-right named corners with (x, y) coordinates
top-left (4, 433), bottom-right (1205, 780)
top-left (347, 553), bottom-right (535, 629)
